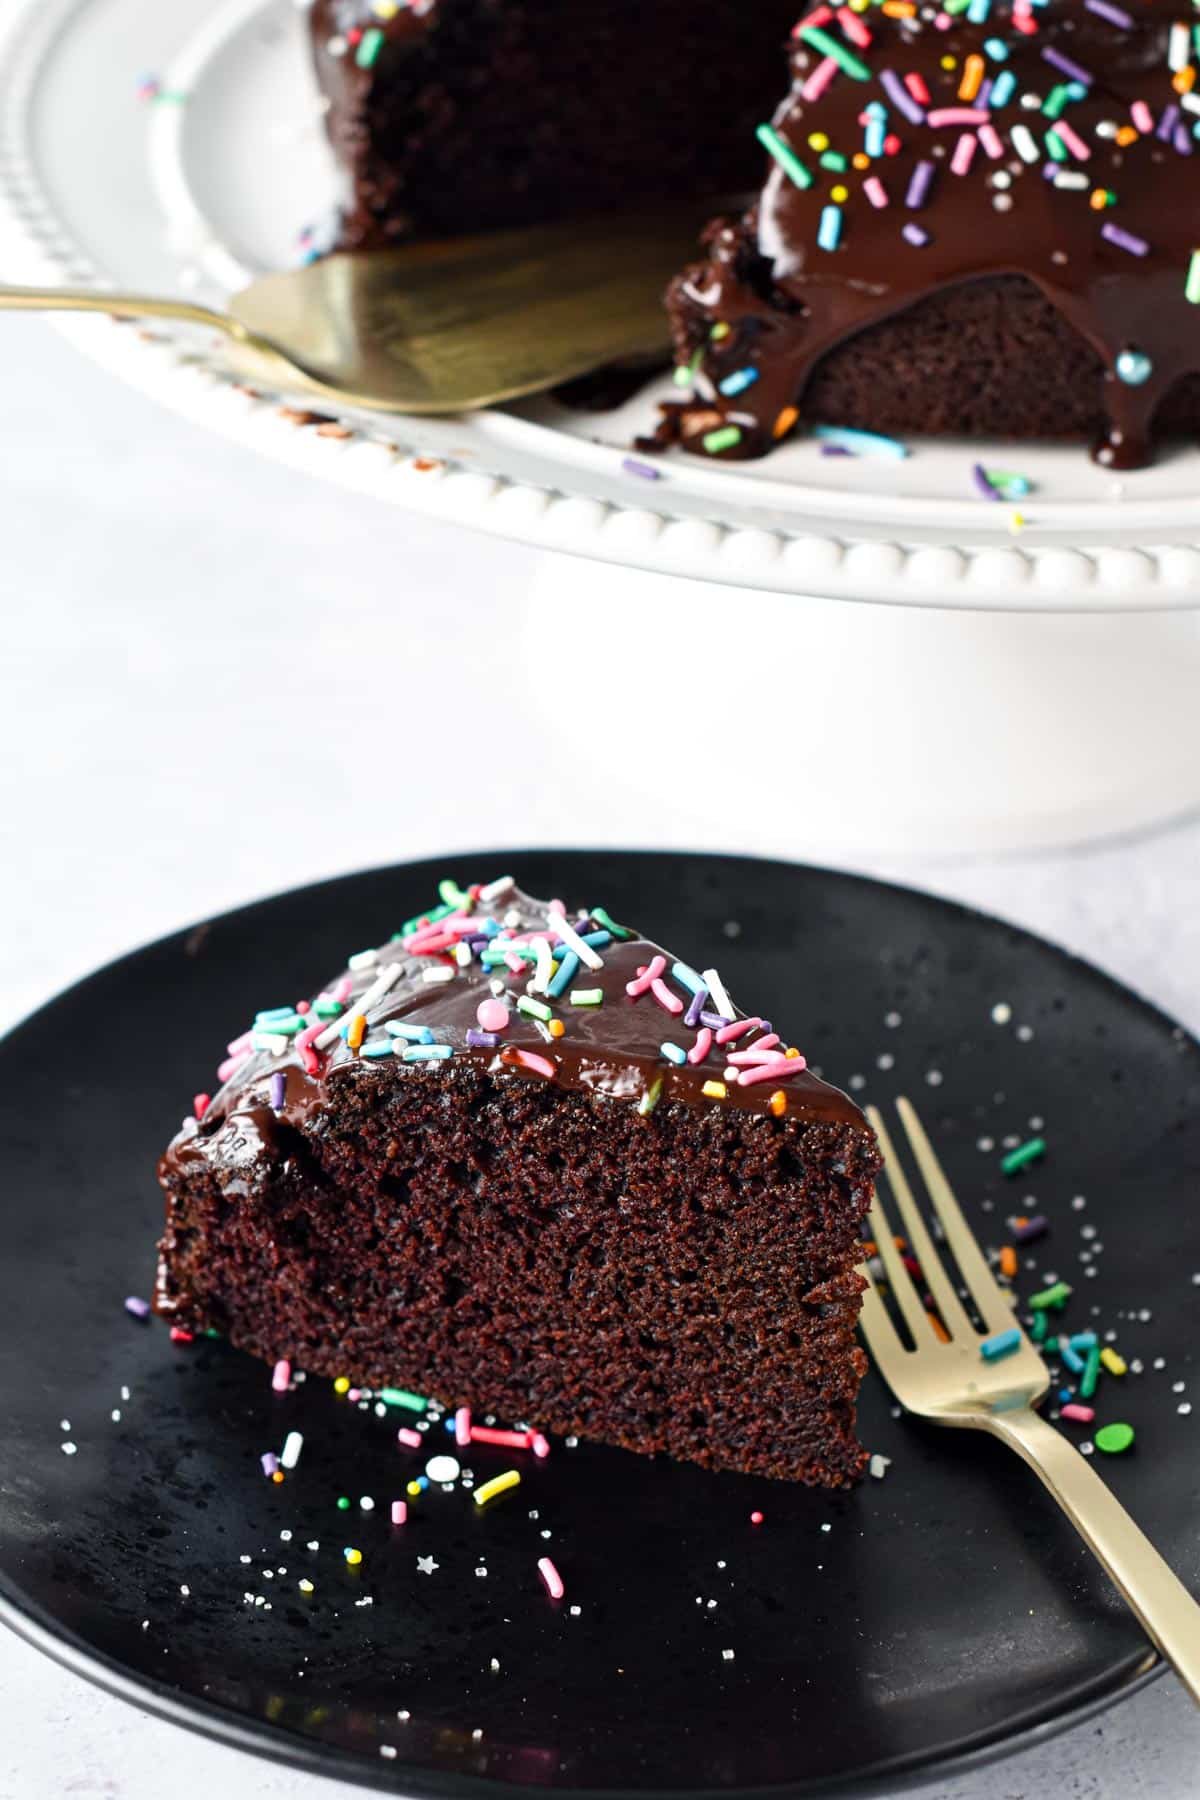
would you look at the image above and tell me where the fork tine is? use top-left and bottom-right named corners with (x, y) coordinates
top-left (856, 1261), bottom-right (908, 1369)
top-left (864, 1179), bottom-right (942, 1348)
top-left (866, 1105), bottom-right (976, 1342)
top-left (895, 1096), bottom-right (1021, 1338)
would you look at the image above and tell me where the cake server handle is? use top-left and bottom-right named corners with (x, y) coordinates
top-left (988, 1407), bottom-right (1200, 1705)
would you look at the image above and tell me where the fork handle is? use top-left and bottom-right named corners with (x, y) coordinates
top-left (0, 283), bottom-right (249, 341)
top-left (990, 1408), bottom-right (1200, 1704)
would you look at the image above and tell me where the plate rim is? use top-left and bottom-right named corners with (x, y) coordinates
top-left (0, 844), bottom-right (1193, 1797)
top-left (3, 0), bottom-right (1200, 611)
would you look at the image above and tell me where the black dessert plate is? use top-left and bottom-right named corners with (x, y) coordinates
top-left (1, 851), bottom-right (1198, 1797)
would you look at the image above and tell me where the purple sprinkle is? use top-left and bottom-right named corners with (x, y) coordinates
top-left (261, 1452), bottom-right (279, 1477)
top-left (465, 1029), bottom-right (499, 1048)
top-left (820, 443), bottom-right (854, 456)
top-left (684, 987), bottom-right (709, 1030)
top-left (699, 1009), bottom-right (728, 1031)
top-left (902, 223), bottom-right (931, 248)
top-left (975, 78), bottom-right (992, 110)
top-left (1157, 103), bottom-right (1180, 143)
top-left (269, 1071), bottom-right (286, 1111)
top-left (1012, 1214), bottom-right (1050, 1243)
top-left (622, 457), bottom-right (662, 482)
top-left (1042, 46), bottom-right (1092, 87)
top-left (1175, 124), bottom-right (1193, 157)
top-left (971, 463), bottom-right (1000, 502)
top-left (1084, 0), bottom-right (1133, 24)
top-left (878, 67), bottom-right (925, 127)
top-left (124, 1295), bottom-right (151, 1320)
top-left (1101, 221), bottom-right (1149, 256)
top-left (905, 159), bottom-right (936, 210)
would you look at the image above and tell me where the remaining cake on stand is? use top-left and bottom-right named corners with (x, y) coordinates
top-left (157, 876), bottom-right (881, 1487)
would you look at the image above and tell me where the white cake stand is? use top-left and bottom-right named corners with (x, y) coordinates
top-left (4, 0), bottom-right (1200, 854)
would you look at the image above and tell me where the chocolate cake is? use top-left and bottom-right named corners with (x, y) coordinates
top-left (307, 0), bottom-right (801, 249)
top-left (664, 0), bottom-right (1200, 468)
top-left (157, 877), bottom-right (881, 1487)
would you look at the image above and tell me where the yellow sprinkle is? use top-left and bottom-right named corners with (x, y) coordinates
top-left (474, 1469), bottom-right (521, 1507)
top-left (406, 1479), bottom-right (423, 1497)
top-left (344, 1547), bottom-right (362, 1566)
top-left (711, 321), bottom-right (731, 341)
top-left (1008, 510), bottom-right (1025, 534)
top-left (347, 1013), bottom-right (366, 1050)
top-left (769, 1090), bottom-right (787, 1117)
top-left (958, 53), bottom-right (984, 102)
top-left (333, 1376), bottom-right (350, 1395)
top-left (808, 131), bottom-right (830, 152)
top-left (940, 55), bottom-right (957, 71)
top-left (773, 405), bottom-right (800, 440)
top-left (1100, 1347), bottom-right (1127, 1377)
top-left (370, 0), bottom-right (399, 14)
top-left (831, 183), bottom-right (849, 202)
top-left (298, 1578), bottom-right (314, 1594)
top-left (548, 1018), bottom-right (565, 1039)
top-left (785, 1046), bottom-right (802, 1059)
top-left (701, 1080), bottom-right (727, 1101)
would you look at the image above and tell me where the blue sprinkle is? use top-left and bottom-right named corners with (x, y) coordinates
top-left (989, 69), bottom-right (1016, 107)
top-left (864, 115), bottom-right (886, 157)
top-left (983, 35), bottom-right (1008, 60)
top-left (1069, 1330), bottom-right (1098, 1351)
top-left (660, 1042), bottom-right (687, 1066)
top-left (719, 367), bottom-right (760, 397)
top-left (386, 1021), bottom-right (435, 1043)
top-left (402, 1044), bottom-right (454, 1062)
top-left (1059, 1338), bottom-right (1085, 1374)
top-left (360, 1040), bottom-right (395, 1059)
top-left (671, 961), bottom-right (705, 995)
top-left (980, 1327), bottom-right (1021, 1362)
top-left (817, 204), bottom-right (843, 253)
top-left (813, 423), bottom-right (909, 461)
top-left (547, 951), bottom-right (581, 1000)
top-left (255, 1006), bottom-right (298, 1024)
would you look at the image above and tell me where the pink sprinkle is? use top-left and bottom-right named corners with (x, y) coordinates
top-left (193, 1092), bottom-right (211, 1120)
top-left (271, 1359), bottom-right (291, 1393)
top-left (802, 54), bottom-right (839, 103)
top-left (348, 1388), bottom-right (362, 1402)
top-left (503, 1047), bottom-right (556, 1080)
top-left (296, 1021), bottom-right (324, 1054)
top-left (751, 1511), bottom-right (764, 1525)
top-left (332, 976), bottom-right (353, 1003)
top-left (838, 10), bottom-right (871, 48)
top-left (951, 133), bottom-right (977, 176)
top-left (713, 1018), bottom-right (755, 1046)
top-left (504, 950), bottom-right (526, 975)
top-left (226, 1030), bottom-right (253, 1058)
top-left (626, 955), bottom-right (666, 998)
top-left (537, 1556), bottom-right (565, 1600)
top-left (750, 1032), bottom-right (780, 1054)
top-left (397, 1428), bottom-right (422, 1448)
top-left (738, 1056), bottom-right (808, 1086)
top-left (296, 1000), bottom-right (310, 1015)
top-left (531, 1432), bottom-right (551, 1459)
top-left (687, 1028), bottom-right (714, 1065)
top-left (977, 124), bottom-right (1003, 159)
top-left (650, 977), bottom-right (683, 1016)
top-left (471, 1426), bottom-right (532, 1448)
top-left (863, 176), bottom-right (889, 209)
top-left (216, 1049), bottom-right (252, 1083)
top-left (477, 999), bottom-right (509, 1032)
top-left (391, 1500), bottom-right (408, 1525)
top-left (905, 71), bottom-right (930, 104)
top-left (1052, 120), bottom-right (1090, 162)
top-left (1061, 1403), bottom-right (1095, 1423)
top-left (727, 1047), bottom-right (791, 1066)
top-left (298, 1046), bottom-right (320, 1075)
top-left (455, 1406), bottom-right (472, 1446)
top-left (1131, 99), bottom-right (1154, 134)
top-left (927, 107), bottom-right (988, 127)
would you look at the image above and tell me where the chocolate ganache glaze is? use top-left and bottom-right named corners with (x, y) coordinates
top-left (161, 878), bottom-right (861, 1187)
top-left (665, 0), bottom-right (1200, 469)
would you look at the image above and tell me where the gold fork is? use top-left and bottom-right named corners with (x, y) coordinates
top-left (860, 1096), bottom-right (1200, 1705)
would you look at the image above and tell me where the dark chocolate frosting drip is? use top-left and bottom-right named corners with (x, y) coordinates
top-left (670, 0), bottom-right (1200, 468)
top-left (162, 879), bottom-right (863, 1186)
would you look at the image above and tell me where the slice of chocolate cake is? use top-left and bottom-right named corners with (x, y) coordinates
top-left (306, 0), bottom-right (801, 249)
top-left (157, 878), bottom-right (880, 1487)
top-left (663, 0), bottom-right (1200, 469)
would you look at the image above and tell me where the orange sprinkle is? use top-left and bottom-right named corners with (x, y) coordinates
top-left (547, 1018), bottom-right (565, 1039)
top-left (271, 1470), bottom-right (285, 1484)
top-left (999, 1245), bottom-right (1019, 1279)
top-left (881, 1), bottom-right (916, 15)
top-left (958, 53), bottom-right (984, 101)
top-left (769, 1089), bottom-right (788, 1117)
top-left (1089, 189), bottom-right (1108, 210)
top-left (852, 152), bottom-right (871, 169)
top-left (1115, 125), bottom-right (1138, 146)
top-left (773, 405), bottom-right (800, 440)
top-left (1173, 65), bottom-right (1195, 94)
top-left (347, 1013), bottom-right (366, 1050)
top-left (929, 1313), bottom-right (951, 1344)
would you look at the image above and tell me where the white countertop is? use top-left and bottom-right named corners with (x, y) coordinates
top-left (0, 315), bottom-right (1197, 1798)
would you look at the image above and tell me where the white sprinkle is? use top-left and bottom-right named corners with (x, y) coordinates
top-left (1179, 1403), bottom-right (1193, 1416)
top-left (1017, 1025), bottom-right (1034, 1042)
top-left (820, 1522), bottom-right (831, 1532)
top-left (569, 1604), bottom-right (581, 1615)
top-left (120, 1386), bottom-right (130, 1401)
top-left (280, 1430), bottom-right (304, 1469)
top-left (307, 1540), bottom-right (319, 1551)
top-left (180, 1585), bottom-right (190, 1597)
top-left (111, 1410), bottom-right (121, 1422)
top-left (547, 907), bottom-right (604, 971)
top-left (926, 1069), bottom-right (943, 1087)
top-left (240, 1555), bottom-right (251, 1564)
top-left (877, 1053), bottom-right (894, 1071)
top-left (360, 1496), bottom-right (375, 1512)
top-left (348, 949), bottom-right (378, 971)
top-left (280, 1529), bottom-right (293, 1542)
top-left (722, 1649), bottom-right (735, 1661)
top-left (60, 1420), bottom-right (71, 1431)
top-left (426, 1455), bottom-right (460, 1483)
top-left (480, 875), bottom-right (515, 902)
top-left (417, 1555), bottom-right (439, 1575)
top-left (314, 962), bottom-right (404, 1048)
top-left (61, 1443), bottom-right (77, 1456)
top-left (869, 1453), bottom-right (891, 1480)
top-left (472, 1729), bottom-right (483, 1742)
top-left (702, 967), bottom-right (736, 1021)
top-left (490, 1657), bottom-right (501, 1671)
top-left (422, 965), bottom-right (455, 985)
top-left (398, 1711), bottom-right (411, 1722)
top-left (884, 1012), bottom-right (902, 1029)
top-left (380, 1745), bottom-right (397, 1760)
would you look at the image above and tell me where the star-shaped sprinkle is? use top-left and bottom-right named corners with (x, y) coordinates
top-left (416, 1555), bottom-right (439, 1575)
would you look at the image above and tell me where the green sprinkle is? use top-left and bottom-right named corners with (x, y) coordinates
top-left (570, 988), bottom-right (604, 1006)
top-left (1186, 249), bottom-right (1200, 306)
top-left (314, 997), bottom-right (344, 1018)
top-left (1001, 1136), bottom-right (1046, 1177)
top-left (590, 906), bottom-right (633, 940)
top-left (1030, 1310), bottom-right (1048, 1343)
top-left (398, 898), bottom-right (456, 937)
top-left (336, 1496), bottom-right (351, 1511)
top-left (1042, 83), bottom-right (1073, 122)
top-left (355, 27), bottom-right (385, 67)
top-left (755, 123), bottom-right (814, 191)
top-left (796, 24), bottom-right (872, 80)
top-left (1079, 1343), bottom-right (1102, 1400)
top-left (1095, 1421), bottom-right (1135, 1454)
top-left (702, 426), bottom-right (743, 455)
top-left (1044, 128), bottom-right (1068, 162)
top-left (1028, 1281), bottom-right (1072, 1311)
top-left (438, 878), bottom-right (472, 908)
top-left (819, 151), bottom-right (849, 172)
top-left (379, 1387), bottom-right (427, 1411)
top-left (638, 1077), bottom-right (664, 1118)
top-left (517, 996), bottom-right (552, 1022)
top-left (674, 348), bottom-right (703, 388)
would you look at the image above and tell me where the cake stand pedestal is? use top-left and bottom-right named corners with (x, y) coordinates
top-left (521, 557), bottom-right (1200, 858)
